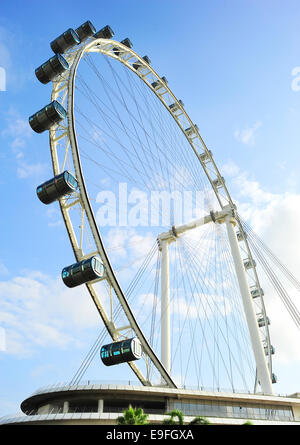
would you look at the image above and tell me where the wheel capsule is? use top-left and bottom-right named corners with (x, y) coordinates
top-left (29, 100), bottom-right (66, 133)
top-left (36, 171), bottom-right (78, 205)
top-left (62, 256), bottom-right (105, 288)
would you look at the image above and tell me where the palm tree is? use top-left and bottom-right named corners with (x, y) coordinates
top-left (163, 409), bottom-right (184, 425)
top-left (116, 405), bottom-right (149, 425)
top-left (188, 416), bottom-right (211, 425)
top-left (163, 409), bottom-right (210, 425)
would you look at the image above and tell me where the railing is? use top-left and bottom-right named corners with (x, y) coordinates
top-left (26, 380), bottom-right (294, 398)
top-left (28, 380), bottom-right (142, 397)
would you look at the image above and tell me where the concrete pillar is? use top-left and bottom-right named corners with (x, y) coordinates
top-left (63, 401), bottom-right (69, 413)
top-left (98, 399), bottom-right (103, 413)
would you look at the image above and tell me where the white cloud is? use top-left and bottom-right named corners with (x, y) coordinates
top-left (0, 269), bottom-right (100, 357)
top-left (17, 160), bottom-right (48, 179)
top-left (0, 261), bottom-right (8, 276)
top-left (234, 121), bottom-right (262, 146)
top-left (1, 111), bottom-right (32, 158)
top-left (105, 227), bottom-right (156, 261)
top-left (46, 206), bottom-right (63, 228)
top-left (0, 25), bottom-right (33, 91)
top-left (1, 109), bottom-right (48, 179)
top-left (221, 160), bottom-right (240, 177)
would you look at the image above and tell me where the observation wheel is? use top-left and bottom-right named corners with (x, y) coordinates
top-left (30, 21), bottom-right (275, 394)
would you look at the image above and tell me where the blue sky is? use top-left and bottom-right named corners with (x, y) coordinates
top-left (1, 0), bottom-right (300, 417)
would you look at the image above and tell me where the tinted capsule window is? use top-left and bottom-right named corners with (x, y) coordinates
top-left (35, 54), bottom-right (69, 84)
top-left (93, 25), bottom-right (114, 40)
top-left (29, 100), bottom-right (66, 133)
top-left (36, 171), bottom-right (77, 205)
top-left (100, 338), bottom-right (142, 366)
top-left (75, 20), bottom-right (96, 41)
top-left (50, 28), bottom-right (80, 54)
top-left (62, 256), bottom-right (105, 288)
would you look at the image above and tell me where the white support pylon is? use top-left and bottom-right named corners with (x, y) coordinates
top-left (160, 238), bottom-right (171, 375)
top-left (225, 214), bottom-right (273, 395)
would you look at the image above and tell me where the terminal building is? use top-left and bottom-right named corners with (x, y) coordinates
top-left (1, 382), bottom-right (300, 425)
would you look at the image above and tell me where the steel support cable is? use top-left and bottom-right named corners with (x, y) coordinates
top-left (70, 327), bottom-right (107, 385)
top-left (209, 226), bottom-right (220, 389)
top-left (182, 236), bottom-right (206, 388)
top-left (242, 223), bottom-right (300, 327)
top-left (182, 231), bottom-right (250, 352)
top-left (179, 235), bottom-right (236, 391)
top-left (104, 56), bottom-right (168, 194)
top-left (76, 143), bottom-right (139, 187)
top-left (217, 226), bottom-right (245, 380)
top-left (75, 113), bottom-right (152, 186)
top-left (151, 224), bottom-right (215, 387)
top-left (216, 226), bottom-right (234, 389)
top-left (104, 242), bottom-right (158, 337)
top-left (132, 252), bottom-right (162, 326)
top-left (82, 54), bottom-right (209, 205)
top-left (175, 225), bottom-right (222, 388)
top-left (83, 56), bottom-right (175, 193)
top-left (248, 238), bottom-right (300, 330)
top-left (181, 237), bottom-right (230, 390)
top-left (250, 242), bottom-right (300, 329)
top-left (239, 217), bottom-right (300, 292)
top-left (70, 242), bottom-right (158, 384)
top-left (148, 250), bottom-right (165, 382)
top-left (75, 113), bottom-right (148, 181)
top-left (134, 75), bottom-right (208, 200)
top-left (77, 62), bottom-right (214, 256)
top-left (175, 242), bottom-right (184, 385)
top-left (170, 224), bottom-right (216, 370)
top-left (176, 238), bottom-right (208, 388)
top-left (75, 95), bottom-right (167, 203)
top-left (76, 106), bottom-right (207, 224)
top-left (118, 60), bottom-right (174, 196)
top-left (122, 242), bottom-right (158, 300)
top-left (149, 250), bottom-right (160, 347)
top-left (181, 231), bottom-right (254, 391)
top-left (103, 53), bottom-right (207, 197)
top-left (122, 63), bottom-right (167, 194)
top-left (148, 253), bottom-right (163, 383)
top-left (146, 229), bottom-right (205, 385)
top-left (71, 258), bottom-right (159, 386)
top-left (74, 89), bottom-right (160, 193)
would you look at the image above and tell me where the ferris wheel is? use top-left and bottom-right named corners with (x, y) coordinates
top-left (29, 20), bottom-right (278, 395)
